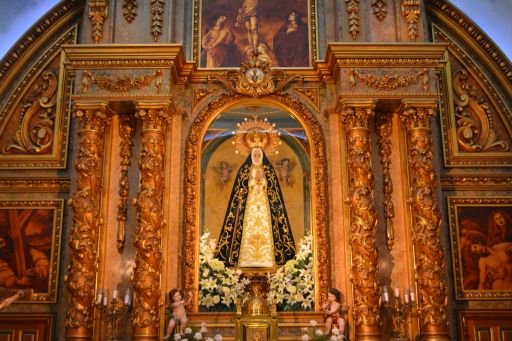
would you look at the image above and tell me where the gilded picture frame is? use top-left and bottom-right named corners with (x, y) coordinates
top-left (0, 200), bottom-right (64, 303)
top-left (192, 0), bottom-right (318, 68)
top-left (448, 197), bottom-right (512, 299)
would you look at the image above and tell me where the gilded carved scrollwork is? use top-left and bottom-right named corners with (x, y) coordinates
top-left (88, 0), bottom-right (109, 44)
top-left (208, 58), bottom-right (301, 98)
top-left (2, 71), bottom-right (58, 154)
top-left (117, 115), bottom-right (135, 254)
top-left (132, 102), bottom-right (171, 336)
top-left (65, 102), bottom-right (112, 335)
top-left (294, 87), bottom-right (320, 111)
top-left (184, 92), bottom-right (330, 310)
top-left (339, 100), bottom-right (381, 339)
top-left (376, 114), bottom-right (395, 250)
top-left (399, 101), bottom-right (449, 340)
top-left (453, 70), bottom-right (509, 152)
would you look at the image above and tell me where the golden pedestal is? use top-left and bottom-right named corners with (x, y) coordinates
top-left (235, 272), bottom-right (278, 341)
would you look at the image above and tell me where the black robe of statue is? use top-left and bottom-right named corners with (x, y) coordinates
top-left (214, 152), bottom-right (296, 267)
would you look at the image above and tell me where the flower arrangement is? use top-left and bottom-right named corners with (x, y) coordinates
top-left (267, 233), bottom-right (315, 311)
top-left (166, 322), bottom-right (223, 341)
top-left (198, 232), bottom-right (250, 312)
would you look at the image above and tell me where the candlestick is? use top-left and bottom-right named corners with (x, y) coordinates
top-left (113, 289), bottom-right (118, 300)
top-left (95, 289), bottom-right (132, 340)
top-left (394, 286), bottom-right (400, 298)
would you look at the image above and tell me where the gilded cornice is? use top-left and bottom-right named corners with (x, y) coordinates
top-left (0, 0), bottom-right (82, 95)
top-left (62, 45), bottom-right (192, 85)
top-left (440, 174), bottom-right (512, 190)
top-left (0, 177), bottom-right (71, 192)
top-left (427, 0), bottom-right (512, 95)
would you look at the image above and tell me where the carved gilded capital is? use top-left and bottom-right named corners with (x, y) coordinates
top-left (398, 100), bottom-right (437, 130)
top-left (73, 101), bottom-right (113, 133)
top-left (135, 101), bottom-right (174, 131)
top-left (337, 99), bottom-right (376, 128)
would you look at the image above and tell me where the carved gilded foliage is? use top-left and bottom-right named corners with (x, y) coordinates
top-left (123, 0), bottom-right (138, 23)
top-left (349, 68), bottom-right (428, 91)
top-left (371, 0), bottom-right (387, 21)
top-left (376, 114), bottom-right (395, 250)
top-left (294, 87), bottom-right (320, 111)
top-left (132, 104), bottom-right (170, 332)
top-left (88, 0), bottom-right (109, 44)
top-left (117, 115), bottom-right (135, 253)
top-left (345, 0), bottom-right (361, 40)
top-left (399, 103), bottom-right (449, 338)
top-left (151, 0), bottom-right (165, 41)
top-left (401, 0), bottom-right (421, 42)
top-left (65, 103), bottom-right (112, 331)
top-left (82, 69), bottom-right (162, 94)
top-left (339, 102), bottom-right (381, 337)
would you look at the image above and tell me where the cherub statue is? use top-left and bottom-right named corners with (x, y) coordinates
top-left (214, 160), bottom-right (234, 188)
top-left (275, 157), bottom-right (294, 187)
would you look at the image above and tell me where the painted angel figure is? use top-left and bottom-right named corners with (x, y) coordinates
top-left (275, 157), bottom-right (294, 187)
top-left (214, 160), bottom-right (234, 188)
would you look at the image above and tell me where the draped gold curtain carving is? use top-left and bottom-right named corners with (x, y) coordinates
top-left (398, 100), bottom-right (449, 341)
top-left (65, 101), bottom-right (113, 340)
top-left (132, 101), bottom-right (171, 341)
top-left (338, 99), bottom-right (381, 341)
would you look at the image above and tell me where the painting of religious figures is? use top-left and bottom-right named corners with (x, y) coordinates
top-left (193, 0), bottom-right (317, 68)
top-left (448, 197), bottom-right (512, 299)
top-left (0, 200), bottom-right (63, 303)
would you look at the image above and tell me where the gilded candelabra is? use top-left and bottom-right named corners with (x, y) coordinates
top-left (95, 289), bottom-right (132, 341)
top-left (382, 286), bottom-right (417, 339)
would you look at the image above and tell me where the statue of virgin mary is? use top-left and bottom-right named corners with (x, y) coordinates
top-left (214, 147), bottom-right (296, 268)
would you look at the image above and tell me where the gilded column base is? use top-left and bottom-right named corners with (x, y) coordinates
top-left (420, 330), bottom-right (451, 341)
top-left (65, 327), bottom-right (92, 340)
top-left (132, 328), bottom-right (159, 341)
top-left (354, 330), bottom-right (382, 341)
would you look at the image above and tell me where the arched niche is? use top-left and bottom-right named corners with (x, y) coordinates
top-left (183, 93), bottom-right (329, 311)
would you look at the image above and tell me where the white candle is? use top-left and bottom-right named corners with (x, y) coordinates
top-left (382, 286), bottom-right (389, 303)
top-left (113, 289), bottom-right (118, 300)
top-left (103, 296), bottom-right (108, 306)
top-left (395, 287), bottom-right (400, 298)
top-left (404, 293), bottom-right (409, 303)
top-left (124, 290), bottom-right (130, 305)
top-left (410, 287), bottom-right (415, 302)
top-left (97, 289), bottom-right (103, 304)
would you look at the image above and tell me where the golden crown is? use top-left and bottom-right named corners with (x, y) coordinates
top-left (232, 116), bottom-right (281, 155)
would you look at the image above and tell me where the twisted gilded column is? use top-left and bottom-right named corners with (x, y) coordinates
top-left (132, 101), bottom-right (171, 341)
top-left (339, 99), bottom-right (381, 341)
top-left (398, 100), bottom-right (449, 341)
top-left (65, 101), bottom-right (112, 340)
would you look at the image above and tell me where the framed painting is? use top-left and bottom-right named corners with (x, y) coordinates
top-left (448, 197), bottom-right (512, 299)
top-left (0, 200), bottom-right (64, 303)
top-left (192, 0), bottom-right (318, 68)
